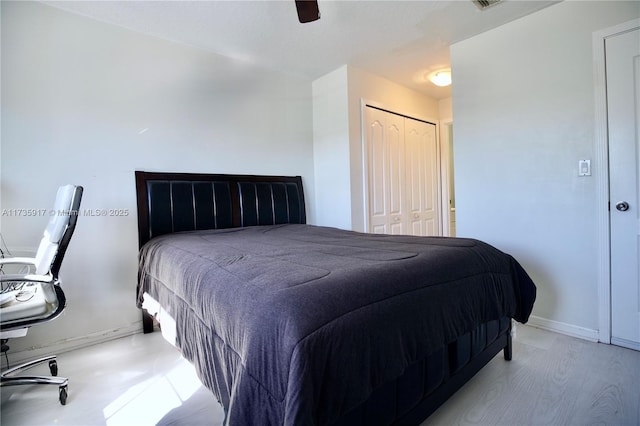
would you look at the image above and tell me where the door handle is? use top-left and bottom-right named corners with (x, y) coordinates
top-left (615, 201), bottom-right (630, 212)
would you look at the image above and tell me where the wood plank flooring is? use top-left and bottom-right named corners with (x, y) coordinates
top-left (1, 325), bottom-right (638, 425)
top-left (423, 325), bottom-right (639, 425)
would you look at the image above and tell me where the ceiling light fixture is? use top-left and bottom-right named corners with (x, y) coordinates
top-left (428, 69), bottom-right (452, 87)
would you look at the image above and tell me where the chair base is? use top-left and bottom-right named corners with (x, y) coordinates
top-left (1, 355), bottom-right (68, 405)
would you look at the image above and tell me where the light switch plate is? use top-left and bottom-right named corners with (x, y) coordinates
top-left (578, 159), bottom-right (591, 176)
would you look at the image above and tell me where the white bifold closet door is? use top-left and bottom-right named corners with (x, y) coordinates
top-left (365, 106), bottom-right (440, 236)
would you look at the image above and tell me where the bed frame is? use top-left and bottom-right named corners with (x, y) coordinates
top-left (134, 170), bottom-right (513, 425)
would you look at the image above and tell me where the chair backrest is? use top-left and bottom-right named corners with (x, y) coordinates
top-left (33, 185), bottom-right (83, 277)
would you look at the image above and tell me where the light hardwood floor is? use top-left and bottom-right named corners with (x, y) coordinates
top-left (1, 325), bottom-right (638, 426)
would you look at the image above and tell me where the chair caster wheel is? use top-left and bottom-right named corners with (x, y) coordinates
top-left (49, 360), bottom-right (58, 376)
top-left (59, 385), bottom-right (68, 405)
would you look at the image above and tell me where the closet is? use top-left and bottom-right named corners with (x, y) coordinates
top-left (364, 106), bottom-right (440, 236)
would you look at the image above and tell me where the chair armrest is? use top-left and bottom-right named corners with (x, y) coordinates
top-left (0, 257), bottom-right (37, 275)
top-left (0, 273), bottom-right (53, 284)
top-left (0, 257), bottom-right (37, 266)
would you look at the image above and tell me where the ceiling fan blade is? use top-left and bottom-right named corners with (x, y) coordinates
top-left (295, 0), bottom-right (320, 23)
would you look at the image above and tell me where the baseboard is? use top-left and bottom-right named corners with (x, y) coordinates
top-left (2, 322), bottom-right (143, 367)
top-left (527, 315), bottom-right (599, 342)
top-left (610, 337), bottom-right (640, 351)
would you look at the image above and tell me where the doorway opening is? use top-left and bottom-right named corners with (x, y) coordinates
top-left (439, 121), bottom-right (455, 237)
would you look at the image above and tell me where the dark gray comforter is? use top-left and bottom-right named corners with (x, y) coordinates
top-left (137, 224), bottom-right (536, 425)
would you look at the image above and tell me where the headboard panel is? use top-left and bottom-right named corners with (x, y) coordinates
top-left (135, 171), bottom-right (306, 248)
top-left (238, 181), bottom-right (304, 227)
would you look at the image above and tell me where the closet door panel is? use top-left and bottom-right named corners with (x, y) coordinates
top-left (365, 107), bottom-right (406, 234)
top-left (405, 119), bottom-right (439, 236)
top-left (406, 127), bottom-right (426, 236)
top-left (365, 107), bottom-right (438, 236)
top-left (370, 119), bottom-right (386, 219)
top-left (388, 119), bottom-right (406, 235)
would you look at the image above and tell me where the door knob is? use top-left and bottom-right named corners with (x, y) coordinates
top-left (615, 201), bottom-right (630, 212)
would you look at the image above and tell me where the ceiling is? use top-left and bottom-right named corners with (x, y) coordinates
top-left (43, 0), bottom-right (559, 99)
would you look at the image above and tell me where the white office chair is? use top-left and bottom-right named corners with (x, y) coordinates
top-left (0, 184), bottom-right (83, 405)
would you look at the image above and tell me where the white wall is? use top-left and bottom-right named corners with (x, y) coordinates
top-left (312, 66), bottom-right (351, 229)
top-left (438, 97), bottom-right (452, 124)
top-left (451, 1), bottom-right (640, 338)
top-left (1, 2), bottom-right (314, 357)
top-left (312, 65), bottom-right (439, 232)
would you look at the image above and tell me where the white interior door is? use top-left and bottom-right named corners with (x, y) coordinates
top-left (366, 107), bottom-right (406, 235)
top-left (608, 27), bottom-right (640, 351)
top-left (405, 119), bottom-right (439, 236)
top-left (364, 106), bottom-right (439, 236)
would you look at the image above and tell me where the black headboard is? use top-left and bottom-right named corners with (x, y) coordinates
top-left (135, 171), bottom-right (306, 248)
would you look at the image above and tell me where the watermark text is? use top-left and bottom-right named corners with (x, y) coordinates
top-left (2, 208), bottom-right (130, 217)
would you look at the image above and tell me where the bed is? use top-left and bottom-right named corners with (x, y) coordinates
top-left (135, 171), bottom-right (536, 426)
